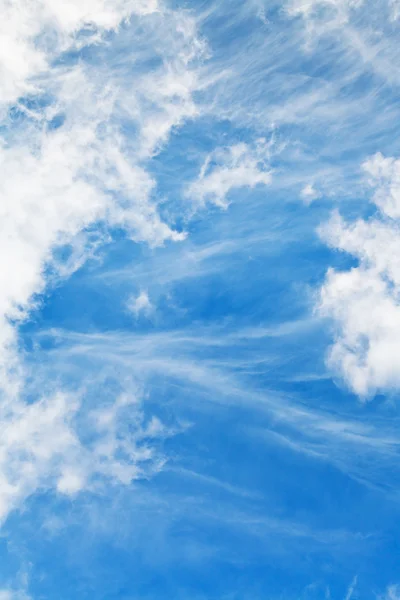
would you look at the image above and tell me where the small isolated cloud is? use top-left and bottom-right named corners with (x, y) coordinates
top-left (301, 183), bottom-right (321, 204)
top-left (186, 139), bottom-right (272, 208)
top-left (128, 290), bottom-right (154, 318)
top-left (319, 153), bottom-right (400, 398)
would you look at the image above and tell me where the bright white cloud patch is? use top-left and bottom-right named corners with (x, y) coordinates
top-left (128, 290), bottom-right (153, 318)
top-left (0, 0), bottom-right (160, 110)
top-left (0, 383), bottom-right (168, 523)
top-left (0, 0), bottom-right (204, 523)
top-left (319, 153), bottom-right (400, 397)
top-left (187, 139), bottom-right (272, 208)
top-left (301, 183), bottom-right (321, 204)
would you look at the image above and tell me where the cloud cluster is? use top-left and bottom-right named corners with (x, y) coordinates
top-left (0, 0), bottom-right (160, 110)
top-left (319, 153), bottom-right (400, 397)
top-left (0, 388), bottom-right (168, 522)
top-left (0, 0), bottom-right (205, 523)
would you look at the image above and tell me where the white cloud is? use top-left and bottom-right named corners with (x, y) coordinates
top-left (285, 0), bottom-right (365, 38)
top-left (381, 585), bottom-right (400, 600)
top-left (287, 0), bottom-right (363, 18)
top-left (36, 322), bottom-right (400, 497)
top-left (128, 290), bottom-right (153, 318)
top-left (0, 592), bottom-right (30, 600)
top-left (319, 153), bottom-right (400, 397)
top-left (0, 388), bottom-right (169, 523)
top-left (390, 0), bottom-right (400, 19)
top-left (0, 0), bottom-right (204, 524)
top-left (301, 183), bottom-right (321, 204)
top-left (0, 60), bottom-right (187, 393)
top-left (0, 0), bottom-right (160, 111)
top-left (0, 576), bottom-right (31, 600)
top-left (363, 152), bottom-right (400, 219)
top-left (344, 575), bottom-right (358, 600)
top-left (286, 0), bottom-right (400, 89)
top-left (187, 139), bottom-right (272, 208)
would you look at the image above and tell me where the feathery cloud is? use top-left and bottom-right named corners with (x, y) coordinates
top-left (187, 139), bottom-right (272, 208)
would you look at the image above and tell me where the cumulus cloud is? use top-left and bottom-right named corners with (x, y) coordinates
top-left (363, 152), bottom-right (400, 218)
top-left (319, 153), bottom-right (400, 397)
top-left (187, 139), bottom-right (272, 208)
top-left (0, 385), bottom-right (170, 523)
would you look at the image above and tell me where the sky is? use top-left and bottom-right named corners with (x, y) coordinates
top-left (1, 0), bottom-right (400, 598)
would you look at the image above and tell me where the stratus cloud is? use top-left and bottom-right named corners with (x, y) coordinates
top-left (319, 153), bottom-right (400, 397)
top-left (0, 0), bottom-right (204, 523)
top-left (187, 139), bottom-right (272, 208)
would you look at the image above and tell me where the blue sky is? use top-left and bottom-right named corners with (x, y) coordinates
top-left (1, 0), bottom-right (400, 598)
